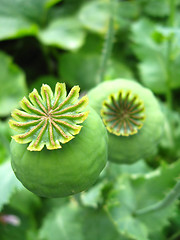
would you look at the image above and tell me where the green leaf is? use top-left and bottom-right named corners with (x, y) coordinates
top-left (39, 202), bottom-right (84, 240)
top-left (0, 0), bottom-right (83, 50)
top-left (0, 161), bottom-right (23, 211)
top-left (105, 160), bottom-right (152, 181)
top-left (78, 0), bottom-right (110, 34)
top-left (117, 1), bottom-right (140, 20)
top-left (59, 51), bottom-right (133, 90)
top-left (80, 182), bottom-right (106, 208)
top-left (114, 1), bottom-right (140, 30)
top-left (0, 52), bottom-right (27, 117)
top-left (105, 176), bottom-right (149, 240)
top-left (9, 188), bottom-right (41, 216)
top-left (0, 0), bottom-right (62, 39)
top-left (0, 0), bottom-right (57, 40)
top-left (131, 18), bottom-right (156, 57)
top-left (80, 160), bottom-right (151, 210)
top-left (105, 159), bottom-right (180, 240)
top-left (104, 59), bottom-right (134, 81)
top-left (0, 0), bottom-right (37, 40)
top-left (143, 0), bottom-right (169, 17)
top-left (59, 51), bottom-right (100, 90)
top-left (138, 58), bottom-right (167, 93)
top-left (78, 0), bottom-right (141, 34)
top-left (80, 207), bottom-right (125, 240)
top-left (131, 18), bottom-right (180, 93)
top-left (39, 202), bottom-right (123, 240)
top-left (38, 17), bottom-right (85, 50)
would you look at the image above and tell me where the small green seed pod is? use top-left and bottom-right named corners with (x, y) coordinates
top-left (9, 83), bottom-right (107, 198)
top-left (88, 79), bottom-right (164, 164)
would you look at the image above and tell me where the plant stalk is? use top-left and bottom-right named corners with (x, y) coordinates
top-left (136, 179), bottom-right (180, 216)
top-left (97, 0), bottom-right (115, 84)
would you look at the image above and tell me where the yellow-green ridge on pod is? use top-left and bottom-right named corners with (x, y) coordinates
top-left (9, 83), bottom-right (89, 151)
top-left (101, 90), bottom-right (145, 136)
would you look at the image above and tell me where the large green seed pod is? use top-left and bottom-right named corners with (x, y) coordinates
top-left (9, 83), bottom-right (107, 198)
top-left (88, 79), bottom-right (164, 164)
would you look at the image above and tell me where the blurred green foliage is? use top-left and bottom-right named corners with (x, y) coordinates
top-left (0, 0), bottom-right (180, 239)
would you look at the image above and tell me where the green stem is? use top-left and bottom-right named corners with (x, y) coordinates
top-left (166, 0), bottom-right (176, 109)
top-left (136, 179), bottom-right (180, 216)
top-left (97, 0), bottom-right (115, 84)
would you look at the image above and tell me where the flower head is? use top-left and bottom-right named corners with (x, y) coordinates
top-left (9, 83), bottom-right (89, 151)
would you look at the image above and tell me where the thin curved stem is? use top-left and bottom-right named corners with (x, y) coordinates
top-left (96, 0), bottom-right (115, 84)
top-left (136, 180), bottom-right (180, 216)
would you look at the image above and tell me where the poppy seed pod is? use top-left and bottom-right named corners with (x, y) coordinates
top-left (9, 83), bottom-right (108, 198)
top-left (88, 79), bottom-right (164, 164)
